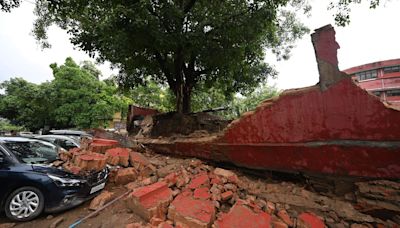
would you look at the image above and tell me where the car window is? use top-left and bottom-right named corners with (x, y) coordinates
top-left (41, 137), bottom-right (56, 143)
top-left (56, 139), bottom-right (77, 150)
top-left (4, 141), bottom-right (58, 164)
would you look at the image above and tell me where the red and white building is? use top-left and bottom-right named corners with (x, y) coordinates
top-left (344, 58), bottom-right (400, 108)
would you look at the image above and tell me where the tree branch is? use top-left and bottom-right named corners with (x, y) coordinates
top-left (154, 51), bottom-right (176, 91)
top-left (184, 0), bottom-right (197, 13)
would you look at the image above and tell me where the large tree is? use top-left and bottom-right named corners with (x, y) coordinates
top-left (33, 0), bottom-right (309, 113)
top-left (0, 58), bottom-right (129, 130)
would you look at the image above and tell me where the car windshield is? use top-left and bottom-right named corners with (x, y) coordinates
top-left (4, 140), bottom-right (58, 164)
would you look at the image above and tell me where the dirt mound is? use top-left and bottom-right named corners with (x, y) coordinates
top-left (135, 112), bottom-right (230, 138)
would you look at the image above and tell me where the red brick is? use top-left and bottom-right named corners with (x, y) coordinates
top-left (266, 201), bottom-right (276, 214)
top-left (105, 147), bottom-right (130, 167)
top-left (130, 151), bottom-right (150, 169)
top-left (164, 172), bottom-right (179, 187)
top-left (62, 162), bottom-right (82, 175)
top-left (89, 143), bottom-right (116, 154)
top-left (214, 203), bottom-right (271, 228)
top-left (115, 168), bottom-right (138, 185)
top-left (194, 187), bottom-right (211, 200)
top-left (125, 223), bottom-right (142, 228)
top-left (74, 153), bottom-right (107, 172)
top-left (221, 191), bottom-right (233, 201)
top-left (272, 220), bottom-right (289, 228)
top-left (214, 168), bottom-right (236, 179)
top-left (150, 217), bottom-right (164, 226)
top-left (298, 212), bottom-right (325, 228)
top-left (92, 138), bottom-right (119, 145)
top-left (277, 210), bottom-right (294, 227)
top-left (126, 181), bottom-right (173, 221)
top-left (168, 194), bottom-right (215, 228)
top-left (89, 190), bottom-right (114, 210)
top-left (188, 173), bottom-right (209, 189)
top-left (210, 177), bottom-right (222, 185)
top-left (158, 222), bottom-right (174, 228)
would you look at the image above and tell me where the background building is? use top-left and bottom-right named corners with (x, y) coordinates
top-left (344, 58), bottom-right (400, 108)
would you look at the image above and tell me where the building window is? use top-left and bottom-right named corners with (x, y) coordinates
top-left (355, 70), bottom-right (377, 81)
top-left (372, 91), bottom-right (381, 97)
top-left (383, 65), bottom-right (400, 74)
top-left (387, 89), bottom-right (400, 97)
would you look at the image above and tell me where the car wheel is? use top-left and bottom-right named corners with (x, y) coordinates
top-left (4, 187), bottom-right (44, 222)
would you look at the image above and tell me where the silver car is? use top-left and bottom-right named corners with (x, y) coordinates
top-left (35, 135), bottom-right (80, 150)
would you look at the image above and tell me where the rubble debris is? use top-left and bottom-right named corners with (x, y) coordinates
top-left (193, 187), bottom-right (211, 200)
top-left (214, 203), bottom-right (271, 228)
top-left (277, 209), bottom-right (294, 227)
top-left (355, 180), bottom-right (400, 214)
top-left (167, 192), bottom-right (216, 228)
top-left (297, 212), bottom-right (325, 228)
top-left (89, 190), bottom-right (115, 210)
top-left (126, 181), bottom-right (173, 221)
top-left (74, 153), bottom-right (107, 172)
top-left (49, 135), bottom-right (400, 228)
top-left (188, 172), bottom-right (209, 189)
top-left (114, 168), bottom-right (138, 185)
top-left (105, 147), bottom-right (131, 167)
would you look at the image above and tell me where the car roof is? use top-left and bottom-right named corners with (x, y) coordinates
top-left (36, 135), bottom-right (75, 140)
top-left (49, 130), bottom-right (91, 136)
top-left (0, 136), bottom-right (42, 143)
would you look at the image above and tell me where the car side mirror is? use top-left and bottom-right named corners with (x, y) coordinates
top-left (0, 157), bottom-right (3, 163)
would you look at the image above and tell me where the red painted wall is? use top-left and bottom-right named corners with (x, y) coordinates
top-left (221, 78), bottom-right (400, 144)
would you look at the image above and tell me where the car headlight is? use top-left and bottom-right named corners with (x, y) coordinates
top-left (48, 174), bottom-right (86, 187)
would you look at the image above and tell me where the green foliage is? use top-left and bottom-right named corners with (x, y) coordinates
top-left (33, 0), bottom-right (308, 113)
top-left (128, 80), bottom-right (175, 113)
top-left (126, 79), bottom-right (279, 119)
top-left (0, 118), bottom-right (24, 131)
top-left (328, 0), bottom-right (382, 26)
top-left (0, 0), bottom-right (20, 12)
top-left (0, 57), bottom-right (130, 131)
top-left (223, 84), bottom-right (280, 119)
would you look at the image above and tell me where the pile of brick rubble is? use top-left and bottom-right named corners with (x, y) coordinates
top-left (53, 138), bottom-right (400, 228)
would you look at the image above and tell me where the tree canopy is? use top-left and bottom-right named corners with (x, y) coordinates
top-left (33, 0), bottom-right (309, 113)
top-left (0, 57), bottom-right (130, 131)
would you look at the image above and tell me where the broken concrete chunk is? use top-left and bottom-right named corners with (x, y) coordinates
top-left (126, 181), bottom-right (173, 221)
top-left (213, 168), bottom-right (239, 183)
top-left (89, 190), bottom-right (114, 210)
top-left (167, 193), bottom-right (215, 228)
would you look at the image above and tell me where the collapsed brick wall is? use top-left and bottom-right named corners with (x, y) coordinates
top-left (142, 24), bottom-right (400, 179)
top-left (221, 78), bottom-right (400, 144)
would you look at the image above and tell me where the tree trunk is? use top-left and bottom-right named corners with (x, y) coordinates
top-left (175, 83), bottom-right (192, 114)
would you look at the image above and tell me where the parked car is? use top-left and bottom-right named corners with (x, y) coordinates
top-left (35, 135), bottom-right (80, 150)
top-left (0, 137), bottom-right (108, 221)
top-left (48, 130), bottom-right (92, 138)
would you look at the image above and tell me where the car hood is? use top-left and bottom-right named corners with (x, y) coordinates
top-left (31, 164), bottom-right (81, 179)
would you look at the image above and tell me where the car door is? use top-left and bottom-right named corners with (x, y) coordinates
top-left (0, 145), bottom-right (13, 204)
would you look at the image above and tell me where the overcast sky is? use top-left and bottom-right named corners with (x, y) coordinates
top-left (0, 0), bottom-right (399, 90)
